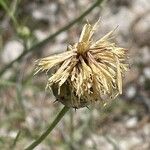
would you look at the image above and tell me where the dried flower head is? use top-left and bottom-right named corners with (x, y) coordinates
top-left (35, 21), bottom-right (128, 108)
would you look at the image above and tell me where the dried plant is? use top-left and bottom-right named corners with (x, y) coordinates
top-left (35, 20), bottom-right (128, 108)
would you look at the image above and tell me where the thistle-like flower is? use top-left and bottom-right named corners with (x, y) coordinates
top-left (35, 21), bottom-right (128, 108)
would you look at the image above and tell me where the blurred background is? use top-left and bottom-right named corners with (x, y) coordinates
top-left (0, 0), bottom-right (150, 150)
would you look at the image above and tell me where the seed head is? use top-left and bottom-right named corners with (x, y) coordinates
top-left (35, 21), bottom-right (128, 108)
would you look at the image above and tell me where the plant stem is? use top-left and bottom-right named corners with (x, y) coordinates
top-left (24, 106), bottom-right (69, 150)
top-left (69, 109), bottom-right (74, 149)
top-left (12, 130), bottom-right (21, 148)
top-left (0, 0), bottom-right (104, 77)
top-left (0, 0), bottom-right (18, 27)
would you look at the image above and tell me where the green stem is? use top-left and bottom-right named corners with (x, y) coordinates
top-left (12, 130), bottom-right (21, 148)
top-left (0, 0), bottom-right (104, 77)
top-left (24, 106), bottom-right (69, 150)
top-left (0, 0), bottom-right (18, 27)
top-left (69, 109), bottom-right (74, 149)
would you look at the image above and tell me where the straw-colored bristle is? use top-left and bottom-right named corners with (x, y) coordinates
top-left (35, 20), bottom-right (129, 108)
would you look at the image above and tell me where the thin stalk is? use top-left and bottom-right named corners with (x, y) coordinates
top-left (24, 106), bottom-right (69, 150)
top-left (69, 109), bottom-right (74, 149)
top-left (12, 130), bottom-right (21, 149)
top-left (0, 0), bottom-right (18, 27)
top-left (0, 0), bottom-right (104, 76)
